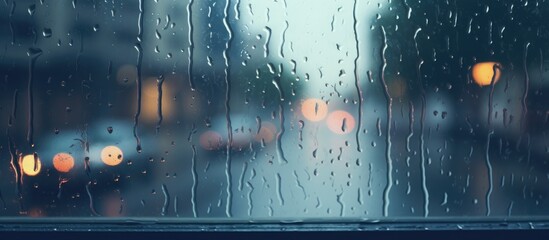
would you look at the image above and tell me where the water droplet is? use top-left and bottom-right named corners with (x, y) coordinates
top-left (28, 4), bottom-right (36, 15)
top-left (155, 29), bottom-right (162, 39)
top-left (42, 28), bottom-right (52, 38)
top-left (27, 48), bottom-right (43, 56)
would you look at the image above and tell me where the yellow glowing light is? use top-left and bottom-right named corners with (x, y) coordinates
top-left (21, 154), bottom-right (41, 176)
top-left (200, 131), bottom-right (223, 150)
top-left (472, 62), bottom-right (502, 86)
top-left (301, 98), bottom-right (328, 122)
top-left (101, 146), bottom-right (124, 166)
top-left (142, 77), bottom-right (174, 123)
top-left (327, 110), bottom-right (356, 134)
top-left (53, 152), bottom-right (75, 173)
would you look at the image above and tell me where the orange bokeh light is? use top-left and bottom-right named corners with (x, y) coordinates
top-left (53, 152), bottom-right (75, 173)
top-left (254, 121), bottom-right (277, 143)
top-left (326, 110), bottom-right (356, 134)
top-left (472, 62), bottom-right (502, 86)
top-left (301, 98), bottom-right (328, 122)
top-left (142, 77), bottom-right (174, 123)
top-left (101, 146), bottom-right (124, 166)
top-left (21, 154), bottom-right (41, 176)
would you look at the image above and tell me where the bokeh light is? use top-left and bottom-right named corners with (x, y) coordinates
top-left (21, 154), bottom-right (42, 176)
top-left (472, 62), bottom-right (502, 86)
top-left (326, 110), bottom-right (356, 134)
top-left (254, 121), bottom-right (277, 143)
top-left (101, 146), bottom-right (124, 166)
top-left (142, 77), bottom-right (175, 123)
top-left (200, 131), bottom-right (223, 150)
top-left (301, 98), bottom-right (328, 122)
top-left (53, 152), bottom-right (75, 173)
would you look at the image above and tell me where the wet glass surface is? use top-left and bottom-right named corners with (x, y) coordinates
top-left (0, 0), bottom-right (549, 221)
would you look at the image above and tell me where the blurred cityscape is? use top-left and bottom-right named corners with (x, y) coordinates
top-left (0, 0), bottom-right (549, 220)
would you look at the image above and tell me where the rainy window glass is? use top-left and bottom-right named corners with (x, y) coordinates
top-left (0, 0), bottom-right (548, 223)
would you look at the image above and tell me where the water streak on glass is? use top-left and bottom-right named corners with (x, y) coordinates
top-left (133, 0), bottom-right (144, 153)
top-left (353, 0), bottom-right (363, 153)
top-left (191, 145), bottom-right (198, 217)
top-left (485, 131), bottom-right (494, 216)
top-left (85, 182), bottom-right (99, 216)
top-left (223, 0), bottom-right (234, 218)
top-left (0, 0), bottom-right (548, 223)
top-left (156, 75), bottom-right (164, 133)
top-left (280, 21), bottom-right (288, 58)
top-left (186, 0), bottom-right (195, 90)
top-left (8, 89), bottom-right (18, 127)
top-left (161, 183), bottom-right (170, 216)
top-left (521, 42), bottom-right (530, 130)
top-left (26, 48), bottom-right (42, 148)
top-left (379, 26), bottom-right (393, 217)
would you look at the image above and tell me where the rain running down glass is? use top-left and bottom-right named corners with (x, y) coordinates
top-left (0, 0), bottom-right (548, 226)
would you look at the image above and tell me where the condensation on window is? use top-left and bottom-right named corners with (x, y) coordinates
top-left (0, 0), bottom-right (548, 219)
